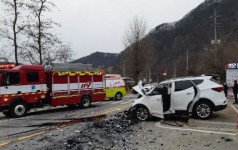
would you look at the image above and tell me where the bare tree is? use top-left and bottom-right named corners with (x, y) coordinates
top-left (123, 17), bottom-right (151, 83)
top-left (40, 43), bottom-right (73, 64)
top-left (55, 44), bottom-right (73, 63)
top-left (22, 0), bottom-right (71, 65)
top-left (0, 50), bottom-right (10, 62)
top-left (0, 0), bottom-right (26, 65)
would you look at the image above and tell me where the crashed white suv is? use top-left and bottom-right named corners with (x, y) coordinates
top-left (131, 76), bottom-right (227, 120)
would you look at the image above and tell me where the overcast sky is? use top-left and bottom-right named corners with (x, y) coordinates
top-left (51, 0), bottom-right (205, 59)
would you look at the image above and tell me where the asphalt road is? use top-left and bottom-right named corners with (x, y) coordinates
top-left (0, 95), bottom-right (136, 148)
top-left (0, 95), bottom-right (237, 149)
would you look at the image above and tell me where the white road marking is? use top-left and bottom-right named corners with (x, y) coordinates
top-left (100, 101), bottom-right (111, 104)
top-left (111, 101), bottom-right (123, 104)
top-left (229, 103), bottom-right (238, 114)
top-left (155, 122), bottom-right (236, 136)
top-left (0, 118), bottom-right (14, 123)
top-left (120, 101), bottom-right (132, 105)
top-left (190, 119), bottom-right (236, 126)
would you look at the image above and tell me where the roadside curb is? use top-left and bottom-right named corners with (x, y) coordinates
top-left (188, 119), bottom-right (237, 129)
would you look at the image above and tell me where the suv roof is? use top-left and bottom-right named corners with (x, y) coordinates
top-left (160, 75), bottom-right (213, 84)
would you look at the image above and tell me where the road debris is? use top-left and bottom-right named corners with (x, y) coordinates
top-left (225, 138), bottom-right (233, 142)
top-left (38, 112), bottom-right (139, 150)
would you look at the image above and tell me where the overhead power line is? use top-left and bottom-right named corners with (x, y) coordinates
top-left (222, 23), bottom-right (238, 49)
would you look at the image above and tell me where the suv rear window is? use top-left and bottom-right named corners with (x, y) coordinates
top-left (175, 80), bottom-right (193, 92)
top-left (210, 77), bottom-right (220, 84)
top-left (192, 79), bottom-right (203, 85)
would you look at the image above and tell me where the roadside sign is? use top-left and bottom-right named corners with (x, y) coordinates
top-left (226, 63), bottom-right (238, 87)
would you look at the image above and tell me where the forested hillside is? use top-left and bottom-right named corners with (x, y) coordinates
top-left (73, 0), bottom-right (238, 81)
top-left (145, 0), bottom-right (238, 79)
top-left (72, 52), bottom-right (120, 68)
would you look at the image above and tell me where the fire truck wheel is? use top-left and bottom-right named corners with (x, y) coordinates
top-left (80, 96), bottom-right (92, 108)
top-left (115, 92), bottom-right (122, 100)
top-left (10, 102), bottom-right (27, 118)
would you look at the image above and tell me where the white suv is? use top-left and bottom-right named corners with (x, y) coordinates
top-left (131, 75), bottom-right (227, 120)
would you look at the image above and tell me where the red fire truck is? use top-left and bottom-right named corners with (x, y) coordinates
top-left (0, 63), bottom-right (106, 117)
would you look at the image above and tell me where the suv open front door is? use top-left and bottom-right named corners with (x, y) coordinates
top-left (132, 83), bottom-right (164, 119)
top-left (147, 92), bottom-right (164, 119)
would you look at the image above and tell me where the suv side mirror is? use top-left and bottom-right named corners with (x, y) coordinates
top-left (142, 89), bottom-right (148, 96)
top-left (152, 91), bottom-right (159, 95)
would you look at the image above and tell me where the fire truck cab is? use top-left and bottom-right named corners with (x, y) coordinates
top-left (0, 63), bottom-right (106, 118)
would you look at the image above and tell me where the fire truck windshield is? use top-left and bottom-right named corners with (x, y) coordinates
top-left (0, 71), bottom-right (7, 86)
top-left (0, 71), bottom-right (20, 86)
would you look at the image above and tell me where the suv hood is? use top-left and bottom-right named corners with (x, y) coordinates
top-left (132, 82), bottom-right (147, 96)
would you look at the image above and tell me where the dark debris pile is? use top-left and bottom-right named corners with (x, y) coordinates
top-left (44, 112), bottom-right (140, 150)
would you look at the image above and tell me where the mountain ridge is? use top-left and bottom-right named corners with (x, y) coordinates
top-left (73, 0), bottom-right (238, 80)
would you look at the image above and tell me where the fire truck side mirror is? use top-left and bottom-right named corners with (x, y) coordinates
top-left (44, 64), bottom-right (53, 71)
top-left (2, 72), bottom-right (10, 86)
top-left (2, 79), bottom-right (8, 86)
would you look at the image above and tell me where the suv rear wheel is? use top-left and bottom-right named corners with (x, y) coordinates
top-left (193, 101), bottom-right (213, 119)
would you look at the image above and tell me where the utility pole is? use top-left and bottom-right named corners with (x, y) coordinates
top-left (211, 8), bottom-right (221, 68)
top-left (186, 48), bottom-right (189, 75)
top-left (174, 61), bottom-right (177, 77)
top-left (149, 68), bottom-right (151, 83)
top-left (122, 59), bottom-right (126, 76)
top-left (147, 64), bottom-right (150, 83)
top-left (165, 68), bottom-right (167, 79)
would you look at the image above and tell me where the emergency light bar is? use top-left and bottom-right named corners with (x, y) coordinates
top-left (0, 64), bottom-right (16, 69)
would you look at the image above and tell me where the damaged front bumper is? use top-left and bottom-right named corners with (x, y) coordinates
top-left (124, 106), bottom-right (136, 119)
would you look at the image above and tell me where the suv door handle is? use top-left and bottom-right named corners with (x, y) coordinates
top-left (186, 93), bottom-right (192, 95)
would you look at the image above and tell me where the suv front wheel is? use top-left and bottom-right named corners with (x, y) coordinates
top-left (193, 101), bottom-right (213, 120)
top-left (134, 106), bottom-right (150, 121)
